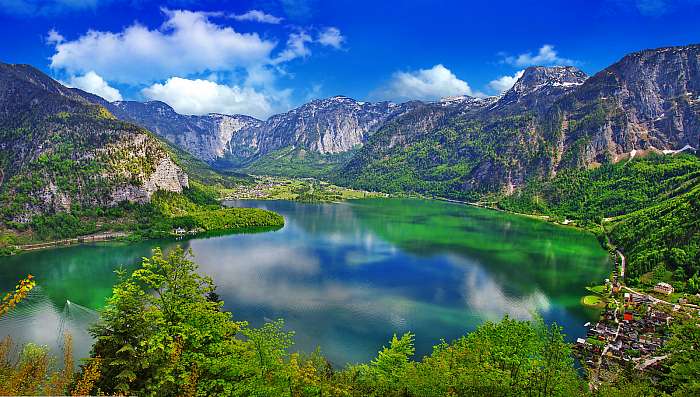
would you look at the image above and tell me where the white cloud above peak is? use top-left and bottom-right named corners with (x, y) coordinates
top-left (142, 77), bottom-right (288, 119)
top-left (232, 10), bottom-right (283, 24)
top-left (488, 69), bottom-right (525, 94)
top-left (65, 71), bottom-right (123, 102)
top-left (503, 44), bottom-right (576, 67)
top-left (274, 31), bottom-right (314, 64)
top-left (372, 64), bottom-right (480, 102)
top-left (46, 28), bottom-right (64, 45)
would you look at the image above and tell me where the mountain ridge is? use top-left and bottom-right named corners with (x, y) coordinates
top-left (0, 62), bottom-right (189, 222)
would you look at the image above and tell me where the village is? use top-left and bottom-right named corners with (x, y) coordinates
top-left (221, 175), bottom-right (388, 201)
top-left (575, 268), bottom-right (700, 386)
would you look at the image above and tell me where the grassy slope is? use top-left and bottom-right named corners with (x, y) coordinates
top-left (497, 153), bottom-right (700, 220)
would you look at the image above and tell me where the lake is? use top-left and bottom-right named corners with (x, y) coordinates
top-left (0, 199), bottom-right (609, 365)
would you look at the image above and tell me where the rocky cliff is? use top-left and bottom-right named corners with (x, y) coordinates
top-left (554, 44), bottom-right (700, 167)
top-left (107, 95), bottom-right (421, 168)
top-left (492, 66), bottom-right (588, 113)
top-left (108, 100), bottom-right (262, 162)
top-left (0, 63), bottom-right (189, 221)
top-left (337, 44), bottom-right (700, 198)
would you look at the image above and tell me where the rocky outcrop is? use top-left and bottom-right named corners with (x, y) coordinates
top-left (0, 62), bottom-right (189, 221)
top-left (338, 44), bottom-right (700, 198)
top-left (108, 100), bottom-right (262, 162)
top-left (491, 66), bottom-right (588, 114)
top-left (556, 44), bottom-right (700, 166)
top-left (109, 156), bottom-right (189, 205)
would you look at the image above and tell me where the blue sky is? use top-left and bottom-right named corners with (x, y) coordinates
top-left (1, 0), bottom-right (699, 119)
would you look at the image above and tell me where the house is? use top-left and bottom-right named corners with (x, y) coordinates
top-left (174, 227), bottom-right (186, 236)
top-left (654, 282), bottom-right (674, 295)
top-left (623, 312), bottom-right (634, 322)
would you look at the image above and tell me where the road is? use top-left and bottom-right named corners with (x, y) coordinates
top-left (616, 249), bottom-right (626, 279)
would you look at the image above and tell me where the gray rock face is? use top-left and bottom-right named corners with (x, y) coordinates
top-left (107, 95), bottom-right (424, 167)
top-left (226, 96), bottom-right (419, 163)
top-left (493, 66), bottom-right (588, 113)
top-left (561, 44), bottom-right (700, 163)
top-left (0, 63), bottom-right (189, 220)
top-left (109, 101), bottom-right (261, 162)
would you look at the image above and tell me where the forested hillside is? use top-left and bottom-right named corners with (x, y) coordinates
top-left (0, 63), bottom-right (283, 252)
top-left (337, 45), bottom-right (700, 198)
top-left (497, 153), bottom-right (700, 292)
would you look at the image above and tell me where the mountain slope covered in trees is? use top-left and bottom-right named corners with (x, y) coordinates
top-left (337, 45), bottom-right (700, 198)
top-left (0, 63), bottom-right (189, 223)
top-left (0, 63), bottom-right (283, 250)
top-left (497, 153), bottom-right (700, 290)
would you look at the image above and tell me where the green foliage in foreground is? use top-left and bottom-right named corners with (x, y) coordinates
top-left (2, 248), bottom-right (698, 396)
top-left (84, 247), bottom-right (587, 397)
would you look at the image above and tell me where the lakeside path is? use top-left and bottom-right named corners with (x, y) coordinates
top-left (18, 231), bottom-right (128, 251)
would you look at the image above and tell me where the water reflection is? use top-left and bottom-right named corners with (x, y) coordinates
top-left (0, 199), bottom-right (608, 365)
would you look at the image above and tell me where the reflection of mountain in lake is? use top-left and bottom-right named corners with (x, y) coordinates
top-left (343, 199), bottom-right (610, 299)
top-left (1, 199), bottom-right (608, 365)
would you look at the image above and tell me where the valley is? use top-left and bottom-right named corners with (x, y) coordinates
top-left (1, 41), bottom-right (700, 396)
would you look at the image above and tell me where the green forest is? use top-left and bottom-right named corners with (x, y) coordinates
top-left (497, 153), bottom-right (700, 292)
top-left (2, 247), bottom-right (698, 396)
top-left (0, 183), bottom-right (284, 255)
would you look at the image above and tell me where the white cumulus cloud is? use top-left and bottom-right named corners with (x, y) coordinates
top-left (46, 8), bottom-right (347, 117)
top-left (503, 44), bottom-right (576, 67)
top-left (487, 69), bottom-right (525, 94)
top-left (372, 64), bottom-right (478, 102)
top-left (142, 77), bottom-right (288, 119)
top-left (49, 9), bottom-right (276, 85)
top-left (231, 9), bottom-right (283, 24)
top-left (65, 71), bottom-right (123, 102)
top-left (317, 27), bottom-right (344, 49)
top-left (273, 31), bottom-right (313, 64)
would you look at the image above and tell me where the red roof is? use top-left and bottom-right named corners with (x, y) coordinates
top-left (623, 312), bottom-right (633, 321)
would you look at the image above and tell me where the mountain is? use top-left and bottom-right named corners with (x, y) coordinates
top-left (107, 100), bottom-right (262, 162)
top-left (225, 96), bottom-right (418, 163)
top-left (0, 63), bottom-right (189, 222)
top-left (44, 44), bottom-right (700, 200)
top-left (492, 66), bottom-right (588, 113)
top-left (553, 44), bottom-right (700, 168)
top-left (105, 95), bottom-right (423, 172)
top-left (337, 44), bottom-right (700, 198)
